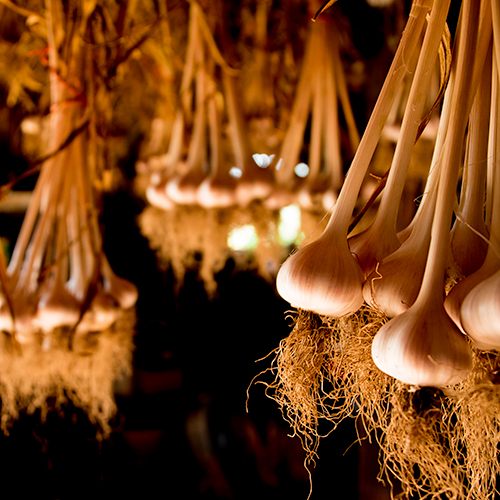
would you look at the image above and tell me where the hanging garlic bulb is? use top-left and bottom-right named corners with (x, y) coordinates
top-left (276, 233), bottom-right (365, 316)
top-left (196, 81), bottom-right (237, 208)
top-left (277, 0), bottom-right (433, 316)
top-left (362, 155), bottom-right (440, 317)
top-left (458, 40), bottom-right (500, 349)
top-left (444, 27), bottom-right (497, 334)
top-left (145, 111), bottom-right (183, 210)
top-left (372, 0), bottom-right (482, 386)
top-left (165, 65), bottom-right (209, 205)
top-left (460, 269), bottom-right (500, 350)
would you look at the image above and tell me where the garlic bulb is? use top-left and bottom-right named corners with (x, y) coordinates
top-left (76, 289), bottom-right (119, 333)
top-left (460, 269), bottom-right (500, 350)
top-left (363, 237), bottom-right (429, 318)
top-left (371, 299), bottom-right (472, 386)
top-left (276, 234), bottom-right (364, 317)
top-left (101, 255), bottom-right (138, 310)
top-left (34, 277), bottom-right (81, 332)
top-left (146, 175), bottom-right (175, 210)
top-left (195, 92), bottom-right (237, 208)
top-left (456, 43), bottom-right (500, 349)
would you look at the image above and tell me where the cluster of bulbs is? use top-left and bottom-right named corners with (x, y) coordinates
top-left (258, 0), bottom-right (500, 498)
top-left (136, 0), bottom-right (361, 295)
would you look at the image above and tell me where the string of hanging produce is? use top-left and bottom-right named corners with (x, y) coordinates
top-left (252, 0), bottom-right (500, 498)
top-left (138, 0), bottom-right (279, 297)
top-left (138, 0), bottom-right (361, 298)
top-left (0, 0), bottom-right (142, 435)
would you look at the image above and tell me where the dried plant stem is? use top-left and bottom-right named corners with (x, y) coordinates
top-left (417, 0), bottom-right (481, 303)
top-left (326, 0), bottom-right (432, 235)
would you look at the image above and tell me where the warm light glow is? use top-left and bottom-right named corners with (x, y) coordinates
top-left (229, 167), bottom-right (242, 178)
top-left (278, 204), bottom-right (303, 246)
top-left (252, 153), bottom-right (274, 168)
top-left (294, 162), bottom-right (309, 178)
top-left (227, 225), bottom-right (258, 251)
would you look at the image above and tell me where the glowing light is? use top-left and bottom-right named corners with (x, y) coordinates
top-left (252, 153), bottom-right (274, 168)
top-left (278, 204), bottom-right (303, 246)
top-left (227, 225), bottom-right (258, 251)
top-left (229, 167), bottom-right (242, 178)
top-left (294, 162), bottom-right (309, 178)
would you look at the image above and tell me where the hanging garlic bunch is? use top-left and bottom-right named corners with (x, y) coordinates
top-left (0, 0), bottom-right (139, 434)
top-left (266, 7), bottom-right (359, 214)
top-left (138, 0), bottom-right (284, 296)
top-left (277, 0), bottom-right (433, 317)
top-left (258, 1), bottom-right (500, 499)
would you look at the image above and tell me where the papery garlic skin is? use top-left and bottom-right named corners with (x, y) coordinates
top-left (276, 237), bottom-right (364, 317)
top-left (363, 245), bottom-right (427, 318)
top-left (371, 303), bottom-right (472, 387)
top-left (460, 269), bottom-right (500, 350)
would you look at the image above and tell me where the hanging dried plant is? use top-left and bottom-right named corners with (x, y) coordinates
top-left (254, 1), bottom-right (500, 499)
top-left (0, 0), bottom-right (148, 435)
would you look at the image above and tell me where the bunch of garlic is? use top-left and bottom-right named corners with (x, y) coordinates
top-left (277, 0), bottom-right (500, 388)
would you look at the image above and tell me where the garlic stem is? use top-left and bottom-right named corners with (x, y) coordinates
top-left (275, 20), bottom-right (318, 189)
top-left (486, 0), bottom-right (500, 226)
top-left (322, 23), bottom-right (342, 192)
top-left (196, 83), bottom-right (237, 208)
top-left (167, 65), bottom-right (208, 205)
top-left (349, 0), bottom-right (449, 277)
top-left (225, 70), bottom-right (273, 206)
top-left (363, 42), bottom-right (457, 316)
top-left (331, 32), bottom-right (360, 154)
top-left (325, 0), bottom-right (432, 234)
top-left (34, 157), bottom-right (81, 332)
top-left (449, 47), bottom-right (491, 277)
top-left (417, 0), bottom-right (484, 303)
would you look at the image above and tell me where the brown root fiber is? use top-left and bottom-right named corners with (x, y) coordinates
top-left (450, 350), bottom-right (500, 500)
top-left (255, 305), bottom-right (500, 500)
top-left (139, 203), bottom-right (283, 296)
top-left (381, 386), bottom-right (464, 500)
top-left (0, 308), bottom-right (135, 437)
top-left (257, 305), bottom-right (390, 465)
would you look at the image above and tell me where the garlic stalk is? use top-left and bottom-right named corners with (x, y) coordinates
top-left (372, 0), bottom-right (482, 387)
top-left (264, 21), bottom-right (317, 210)
top-left (145, 111), bottom-right (183, 210)
top-left (363, 23), bottom-right (462, 317)
top-left (277, 0), bottom-right (432, 317)
top-left (363, 94), bottom-right (449, 316)
top-left (166, 62), bottom-right (209, 205)
top-left (348, 0), bottom-right (448, 279)
top-left (449, 48), bottom-right (490, 277)
top-left (196, 76), bottom-right (237, 208)
top-left (443, 19), bottom-right (495, 334)
top-left (226, 70), bottom-right (274, 208)
top-left (297, 18), bottom-right (345, 212)
top-left (33, 145), bottom-right (81, 334)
